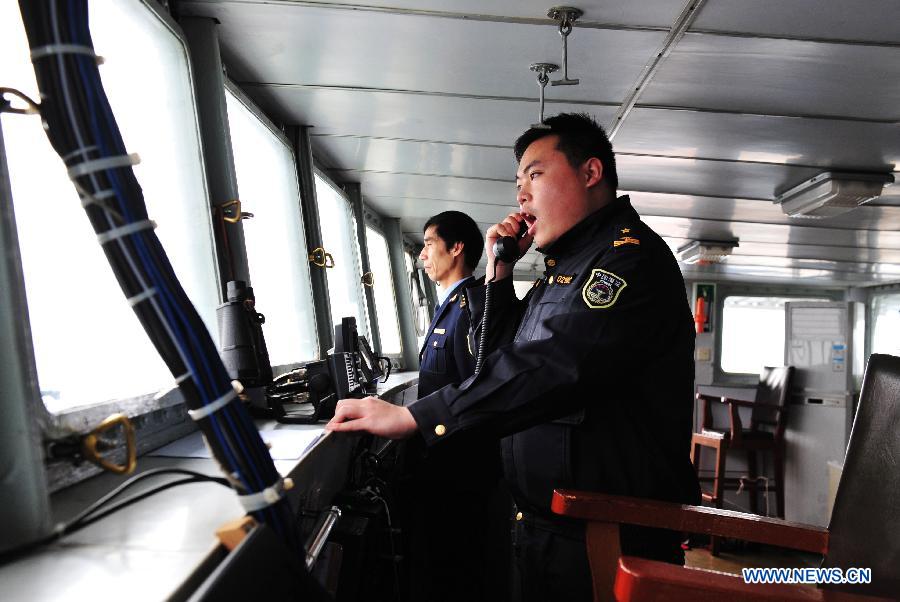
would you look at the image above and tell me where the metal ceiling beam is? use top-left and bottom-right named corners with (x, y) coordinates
top-left (607, 0), bottom-right (708, 139)
top-left (179, 0), bottom-right (670, 32)
top-left (311, 132), bottom-right (899, 173)
top-left (240, 82), bottom-right (900, 126)
top-left (181, 1), bottom-right (900, 48)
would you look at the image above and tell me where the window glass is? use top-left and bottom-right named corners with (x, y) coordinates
top-left (1, 1), bottom-right (218, 412)
top-left (721, 296), bottom-right (827, 374)
top-left (226, 89), bottom-right (318, 365)
top-left (406, 251), bottom-right (428, 349)
top-left (365, 226), bottom-right (402, 355)
top-left (870, 293), bottom-right (900, 357)
top-left (513, 280), bottom-right (535, 300)
top-left (314, 174), bottom-right (369, 339)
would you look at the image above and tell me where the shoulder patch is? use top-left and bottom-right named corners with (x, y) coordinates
top-left (582, 268), bottom-right (627, 309)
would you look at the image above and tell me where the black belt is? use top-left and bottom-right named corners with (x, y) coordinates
top-left (513, 506), bottom-right (585, 540)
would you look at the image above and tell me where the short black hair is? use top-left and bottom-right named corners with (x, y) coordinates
top-left (423, 211), bottom-right (484, 271)
top-left (513, 112), bottom-right (618, 192)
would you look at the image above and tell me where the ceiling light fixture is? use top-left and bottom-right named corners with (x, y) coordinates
top-left (677, 240), bottom-right (738, 265)
top-left (775, 171), bottom-right (894, 219)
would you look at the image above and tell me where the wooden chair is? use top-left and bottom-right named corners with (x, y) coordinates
top-left (552, 354), bottom-right (900, 601)
top-left (692, 366), bottom-right (793, 553)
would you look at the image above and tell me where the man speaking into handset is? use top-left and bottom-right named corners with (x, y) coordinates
top-left (328, 113), bottom-right (700, 601)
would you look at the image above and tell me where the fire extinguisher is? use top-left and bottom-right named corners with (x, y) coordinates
top-left (694, 295), bottom-right (707, 334)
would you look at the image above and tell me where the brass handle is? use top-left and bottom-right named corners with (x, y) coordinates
top-left (361, 271), bottom-right (374, 287)
top-left (82, 413), bottom-right (137, 475)
top-left (220, 199), bottom-right (253, 224)
top-left (308, 247), bottom-right (335, 268)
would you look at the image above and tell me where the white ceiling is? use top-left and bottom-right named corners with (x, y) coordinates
top-left (179, 0), bottom-right (900, 286)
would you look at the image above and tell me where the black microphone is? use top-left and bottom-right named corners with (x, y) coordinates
top-left (492, 219), bottom-right (529, 263)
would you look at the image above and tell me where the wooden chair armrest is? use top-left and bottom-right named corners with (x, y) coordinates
top-left (614, 557), bottom-right (892, 602)
top-left (551, 490), bottom-right (829, 555)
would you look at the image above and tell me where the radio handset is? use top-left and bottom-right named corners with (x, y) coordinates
top-left (492, 219), bottom-right (529, 263)
top-left (478, 219), bottom-right (528, 373)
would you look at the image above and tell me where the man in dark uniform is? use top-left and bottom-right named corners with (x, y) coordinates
top-left (403, 211), bottom-right (506, 601)
top-left (417, 210), bottom-right (483, 395)
top-left (329, 113), bottom-right (700, 601)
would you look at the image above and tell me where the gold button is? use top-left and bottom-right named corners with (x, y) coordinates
top-left (515, 511), bottom-right (523, 521)
top-left (547, 259), bottom-right (556, 267)
top-left (434, 424), bottom-right (446, 436)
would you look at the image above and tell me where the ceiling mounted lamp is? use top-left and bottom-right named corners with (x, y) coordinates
top-left (775, 171), bottom-right (894, 219)
top-left (677, 240), bottom-right (738, 265)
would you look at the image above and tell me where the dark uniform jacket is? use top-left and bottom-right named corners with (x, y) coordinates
top-left (408, 195), bottom-right (700, 557)
top-left (418, 276), bottom-right (480, 398)
top-left (405, 276), bottom-right (505, 601)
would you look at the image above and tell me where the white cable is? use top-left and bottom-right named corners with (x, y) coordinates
top-left (125, 287), bottom-right (157, 307)
top-left (62, 145), bottom-right (97, 162)
top-left (30, 43), bottom-right (97, 60)
top-left (66, 153), bottom-right (140, 179)
top-left (187, 389), bottom-right (238, 422)
top-left (79, 188), bottom-right (116, 208)
top-left (95, 219), bottom-right (155, 245)
top-left (237, 479), bottom-right (285, 512)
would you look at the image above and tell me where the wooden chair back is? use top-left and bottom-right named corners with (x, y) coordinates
top-left (750, 365), bottom-right (793, 433)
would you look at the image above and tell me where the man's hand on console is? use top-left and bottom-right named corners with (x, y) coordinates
top-left (325, 396), bottom-right (418, 439)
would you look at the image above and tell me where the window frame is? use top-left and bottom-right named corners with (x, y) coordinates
top-left (362, 212), bottom-right (404, 359)
top-left (312, 166), bottom-right (371, 342)
top-left (224, 79), bottom-right (320, 370)
top-left (866, 283), bottom-right (900, 361)
top-left (6, 0), bottom-right (216, 491)
top-left (712, 283), bottom-right (844, 385)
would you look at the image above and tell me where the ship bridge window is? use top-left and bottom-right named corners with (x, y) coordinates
top-left (225, 87), bottom-right (318, 365)
top-left (870, 293), bottom-right (900, 357)
top-left (721, 296), bottom-right (828, 375)
top-left (365, 225), bottom-right (402, 355)
top-left (314, 173), bottom-right (370, 339)
top-left (0, 0), bottom-right (216, 413)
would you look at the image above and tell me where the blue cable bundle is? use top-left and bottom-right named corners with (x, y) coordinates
top-left (16, 0), bottom-right (310, 574)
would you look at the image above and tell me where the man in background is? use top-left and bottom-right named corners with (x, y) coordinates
top-left (401, 210), bottom-right (507, 601)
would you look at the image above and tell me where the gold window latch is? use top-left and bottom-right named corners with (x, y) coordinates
top-left (309, 247), bottom-right (335, 268)
top-left (49, 413), bottom-right (138, 475)
top-left (0, 87), bottom-right (41, 115)
top-left (220, 199), bottom-right (254, 224)
top-left (361, 271), bottom-right (374, 287)
top-left (82, 413), bottom-right (138, 475)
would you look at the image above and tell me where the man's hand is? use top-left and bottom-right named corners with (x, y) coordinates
top-left (485, 212), bottom-right (534, 282)
top-left (325, 396), bottom-right (418, 439)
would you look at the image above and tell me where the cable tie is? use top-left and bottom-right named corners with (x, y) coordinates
top-left (80, 188), bottom-right (116, 208)
top-left (126, 287), bottom-right (157, 307)
top-left (187, 389), bottom-right (238, 422)
top-left (30, 43), bottom-right (99, 62)
top-left (62, 145), bottom-right (98, 162)
top-left (66, 153), bottom-right (140, 180)
top-left (95, 219), bottom-right (156, 245)
top-left (174, 372), bottom-right (192, 385)
top-left (237, 479), bottom-right (285, 512)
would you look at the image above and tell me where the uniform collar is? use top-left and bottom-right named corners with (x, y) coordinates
top-left (539, 195), bottom-right (637, 262)
top-left (437, 275), bottom-right (474, 306)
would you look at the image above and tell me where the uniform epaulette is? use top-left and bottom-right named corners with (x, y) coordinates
top-left (612, 223), bottom-right (641, 249)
